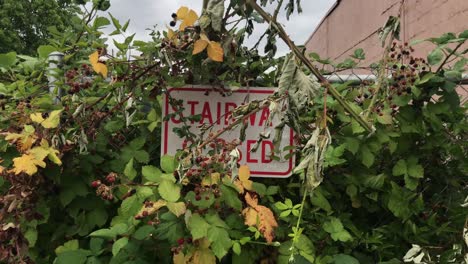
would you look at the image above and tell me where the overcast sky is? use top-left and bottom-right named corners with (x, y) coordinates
top-left (100, 0), bottom-right (335, 56)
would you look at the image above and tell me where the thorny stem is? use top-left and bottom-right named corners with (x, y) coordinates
top-left (245, 0), bottom-right (373, 133)
top-left (436, 41), bottom-right (464, 72)
top-left (290, 187), bottom-right (309, 259)
top-left (365, 0), bottom-right (404, 119)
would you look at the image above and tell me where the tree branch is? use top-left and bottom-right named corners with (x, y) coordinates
top-left (245, 0), bottom-right (373, 133)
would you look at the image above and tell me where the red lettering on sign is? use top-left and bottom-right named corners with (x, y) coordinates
top-left (259, 107), bottom-right (270, 126)
top-left (187, 101), bottom-right (199, 124)
top-left (224, 102), bottom-right (237, 125)
top-left (246, 140), bottom-right (259, 163)
top-left (170, 105), bottom-right (182, 124)
top-left (201, 102), bottom-right (213, 124)
top-left (216, 102), bottom-right (222, 125)
top-left (262, 140), bottom-right (273, 163)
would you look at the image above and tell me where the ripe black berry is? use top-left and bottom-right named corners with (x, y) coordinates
top-left (171, 13), bottom-right (177, 19)
top-left (169, 21), bottom-right (176, 27)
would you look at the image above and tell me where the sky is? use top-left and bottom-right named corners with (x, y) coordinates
top-left (99, 0), bottom-right (336, 56)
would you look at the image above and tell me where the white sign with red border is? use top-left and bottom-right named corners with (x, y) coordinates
top-left (161, 86), bottom-right (294, 178)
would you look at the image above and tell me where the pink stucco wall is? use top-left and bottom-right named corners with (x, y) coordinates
top-left (305, 0), bottom-right (468, 65)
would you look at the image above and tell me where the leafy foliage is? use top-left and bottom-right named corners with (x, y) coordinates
top-left (0, 1), bottom-right (466, 264)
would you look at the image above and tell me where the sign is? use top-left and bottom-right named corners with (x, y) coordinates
top-left (162, 86), bottom-right (294, 178)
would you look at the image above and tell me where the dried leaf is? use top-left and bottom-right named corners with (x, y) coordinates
top-left (207, 41), bottom-right (223, 62)
top-left (135, 199), bottom-right (167, 218)
top-left (5, 125), bottom-right (37, 151)
top-left (89, 51), bottom-right (108, 77)
top-left (234, 165), bottom-right (253, 193)
top-left (242, 193), bottom-right (278, 243)
top-left (193, 39), bottom-right (209, 55)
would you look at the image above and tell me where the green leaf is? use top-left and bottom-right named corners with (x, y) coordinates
top-left (188, 213), bottom-right (210, 239)
top-left (108, 13), bottom-right (122, 30)
top-left (322, 217), bottom-right (352, 242)
top-left (87, 208), bottom-right (108, 227)
top-left (94, 16), bottom-right (110, 28)
top-left (361, 146), bottom-right (374, 168)
top-left (166, 202), bottom-right (186, 217)
top-left (55, 250), bottom-right (90, 264)
top-left (136, 186), bottom-right (153, 199)
top-left (388, 183), bottom-right (412, 219)
top-left (0, 52), bottom-right (17, 68)
top-left (427, 48), bottom-right (444, 65)
top-left (407, 157), bottom-right (424, 178)
top-left (55, 240), bottom-right (79, 255)
top-left (345, 138), bottom-right (360, 154)
top-left (275, 201), bottom-right (290, 210)
top-left (160, 155), bottom-right (176, 173)
top-left (311, 188), bottom-right (332, 213)
top-left (333, 254), bottom-right (360, 264)
top-left (158, 180), bottom-right (181, 202)
top-left (377, 113), bottom-right (393, 124)
top-left (208, 226), bottom-right (232, 259)
top-left (89, 238), bottom-right (104, 255)
top-left (133, 225), bottom-right (155, 240)
top-left (392, 159), bottom-right (407, 176)
top-left (141, 165), bottom-right (162, 183)
top-left (220, 184), bottom-right (242, 211)
top-left (364, 174), bottom-right (386, 189)
top-left (24, 228), bottom-right (38, 247)
top-left (233, 242), bottom-right (241, 255)
top-left (124, 158), bottom-right (137, 180)
top-left (112, 237), bottom-right (128, 256)
top-left (459, 30), bottom-right (468, 39)
top-left (89, 228), bottom-right (116, 239)
top-left (37, 45), bottom-right (57, 59)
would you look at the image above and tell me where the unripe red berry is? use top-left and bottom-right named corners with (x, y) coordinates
top-left (106, 174), bottom-right (116, 184)
top-left (177, 238), bottom-right (185, 245)
top-left (142, 211), bottom-right (149, 217)
top-left (195, 195), bottom-right (202, 201)
top-left (91, 180), bottom-right (101, 188)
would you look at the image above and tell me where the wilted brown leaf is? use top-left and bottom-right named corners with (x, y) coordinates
top-left (242, 192), bottom-right (278, 243)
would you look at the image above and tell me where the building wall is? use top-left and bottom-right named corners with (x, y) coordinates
top-left (305, 0), bottom-right (468, 65)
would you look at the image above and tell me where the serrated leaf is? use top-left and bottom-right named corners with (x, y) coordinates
top-left (124, 158), bottom-right (137, 180)
top-left (142, 165), bottom-right (162, 182)
top-left (188, 213), bottom-right (210, 239)
top-left (30, 109), bottom-right (63, 128)
top-left (427, 48), bottom-right (444, 65)
top-left (112, 237), bottom-right (128, 256)
top-left (207, 41), bottom-right (223, 62)
top-left (158, 180), bottom-right (181, 202)
top-left (160, 155), bottom-right (176, 173)
top-left (167, 202), bottom-right (186, 217)
top-left (392, 159), bottom-right (407, 176)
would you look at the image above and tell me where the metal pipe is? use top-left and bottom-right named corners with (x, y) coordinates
top-left (326, 73), bottom-right (468, 84)
top-left (48, 51), bottom-right (64, 103)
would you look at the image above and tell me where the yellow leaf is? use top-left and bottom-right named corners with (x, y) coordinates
top-left (176, 6), bottom-right (198, 31)
top-left (173, 252), bottom-right (186, 264)
top-left (207, 41), bottom-right (224, 62)
top-left (89, 51), bottom-right (108, 78)
top-left (5, 125), bottom-right (37, 151)
top-left (167, 27), bottom-right (176, 40)
top-left (238, 165), bottom-right (253, 191)
top-left (136, 199), bottom-right (167, 218)
top-left (176, 6), bottom-right (189, 19)
top-left (29, 139), bottom-right (62, 165)
top-left (11, 154), bottom-right (46, 175)
top-left (192, 39), bottom-right (208, 55)
top-left (201, 172), bottom-right (220, 187)
top-left (242, 193), bottom-right (278, 243)
top-left (30, 109), bottom-right (63, 129)
top-left (167, 202), bottom-right (186, 217)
